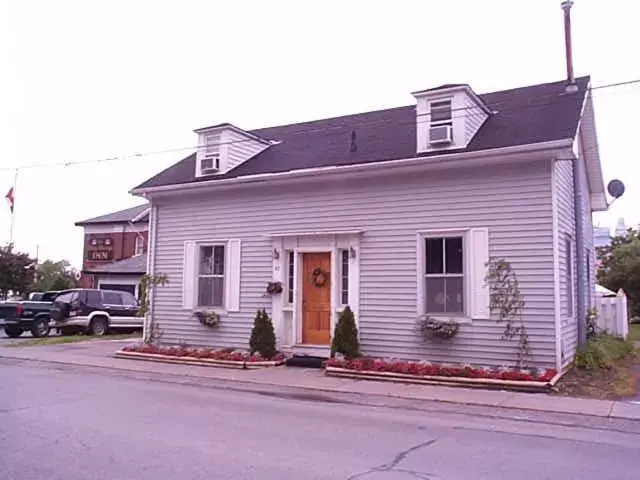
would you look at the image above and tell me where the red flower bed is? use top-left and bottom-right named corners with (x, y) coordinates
top-left (325, 357), bottom-right (557, 383)
top-left (121, 344), bottom-right (285, 362)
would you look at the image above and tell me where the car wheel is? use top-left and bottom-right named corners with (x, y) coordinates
top-left (31, 318), bottom-right (50, 338)
top-left (89, 317), bottom-right (108, 336)
top-left (4, 326), bottom-right (24, 338)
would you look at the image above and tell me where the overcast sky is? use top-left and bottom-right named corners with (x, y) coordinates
top-left (1, 0), bottom-right (639, 268)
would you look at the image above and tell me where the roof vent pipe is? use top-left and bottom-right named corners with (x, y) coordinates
top-left (349, 130), bottom-right (358, 152)
top-left (561, 0), bottom-right (579, 93)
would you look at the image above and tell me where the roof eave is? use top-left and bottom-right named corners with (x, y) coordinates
top-left (193, 123), bottom-right (272, 145)
top-left (130, 138), bottom-right (573, 198)
top-left (411, 84), bottom-right (492, 115)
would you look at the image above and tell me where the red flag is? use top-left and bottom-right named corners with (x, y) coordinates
top-left (5, 187), bottom-right (14, 213)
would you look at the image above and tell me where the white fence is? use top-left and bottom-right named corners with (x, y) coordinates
top-left (595, 288), bottom-right (629, 339)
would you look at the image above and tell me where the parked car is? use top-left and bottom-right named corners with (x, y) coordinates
top-left (0, 291), bottom-right (66, 338)
top-left (50, 289), bottom-right (141, 336)
top-left (27, 291), bottom-right (62, 302)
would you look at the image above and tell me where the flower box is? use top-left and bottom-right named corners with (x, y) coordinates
top-left (115, 344), bottom-right (286, 369)
top-left (324, 358), bottom-right (560, 392)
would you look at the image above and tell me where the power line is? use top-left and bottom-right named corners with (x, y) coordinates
top-left (2, 77), bottom-right (639, 173)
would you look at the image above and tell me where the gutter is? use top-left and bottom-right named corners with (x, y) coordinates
top-left (130, 139), bottom-right (573, 197)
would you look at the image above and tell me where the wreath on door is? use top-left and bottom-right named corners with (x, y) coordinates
top-left (312, 267), bottom-right (328, 288)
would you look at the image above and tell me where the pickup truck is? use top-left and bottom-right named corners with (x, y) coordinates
top-left (0, 291), bottom-right (63, 338)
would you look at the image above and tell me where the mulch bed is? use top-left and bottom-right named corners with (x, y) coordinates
top-left (553, 355), bottom-right (640, 400)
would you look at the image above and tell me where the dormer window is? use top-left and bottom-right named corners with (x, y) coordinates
top-left (412, 84), bottom-right (489, 153)
top-left (194, 123), bottom-right (271, 178)
top-left (429, 100), bottom-right (453, 145)
top-left (430, 100), bottom-right (452, 126)
top-left (200, 133), bottom-right (221, 174)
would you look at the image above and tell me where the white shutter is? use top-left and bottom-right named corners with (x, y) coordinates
top-left (226, 239), bottom-right (241, 312)
top-left (182, 241), bottom-right (197, 309)
top-left (468, 228), bottom-right (490, 319)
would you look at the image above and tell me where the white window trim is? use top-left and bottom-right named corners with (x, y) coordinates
top-left (196, 243), bottom-right (226, 309)
top-left (134, 235), bottom-right (145, 256)
top-left (416, 228), bottom-right (489, 324)
top-left (195, 130), bottom-right (228, 177)
top-left (429, 98), bottom-right (453, 127)
top-left (183, 239), bottom-right (241, 315)
top-left (338, 248), bottom-right (350, 308)
top-left (418, 229), bottom-right (468, 322)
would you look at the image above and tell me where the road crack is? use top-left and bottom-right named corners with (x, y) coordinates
top-left (347, 438), bottom-right (439, 479)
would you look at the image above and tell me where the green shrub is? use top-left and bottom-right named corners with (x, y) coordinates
top-left (573, 333), bottom-right (635, 370)
top-left (249, 309), bottom-right (277, 358)
top-left (330, 306), bottom-right (360, 359)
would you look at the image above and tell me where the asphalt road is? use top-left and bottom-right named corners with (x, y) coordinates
top-left (2, 361), bottom-right (640, 480)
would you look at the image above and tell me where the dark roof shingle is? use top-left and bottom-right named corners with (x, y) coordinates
top-left (83, 255), bottom-right (147, 274)
top-left (134, 76), bottom-right (589, 190)
top-left (75, 204), bottom-right (149, 226)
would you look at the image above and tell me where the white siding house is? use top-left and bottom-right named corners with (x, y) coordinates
top-left (133, 76), bottom-right (608, 371)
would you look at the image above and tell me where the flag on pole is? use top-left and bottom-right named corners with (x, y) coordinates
top-left (5, 187), bottom-right (14, 213)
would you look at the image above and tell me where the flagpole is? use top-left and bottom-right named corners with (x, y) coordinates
top-left (9, 168), bottom-right (17, 246)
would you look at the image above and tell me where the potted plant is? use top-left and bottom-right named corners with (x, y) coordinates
top-left (417, 316), bottom-right (460, 340)
top-left (194, 310), bottom-right (221, 328)
top-left (266, 281), bottom-right (283, 294)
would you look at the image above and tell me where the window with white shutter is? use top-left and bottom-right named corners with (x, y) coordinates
top-left (182, 240), bottom-right (241, 311)
top-left (418, 228), bottom-right (489, 320)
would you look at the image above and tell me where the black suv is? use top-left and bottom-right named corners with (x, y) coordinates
top-left (50, 289), bottom-right (141, 336)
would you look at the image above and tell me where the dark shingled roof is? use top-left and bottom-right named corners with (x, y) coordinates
top-left (75, 204), bottom-right (149, 226)
top-left (83, 255), bottom-right (147, 275)
top-left (134, 76), bottom-right (589, 190)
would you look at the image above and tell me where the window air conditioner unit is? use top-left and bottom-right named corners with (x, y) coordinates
top-left (429, 125), bottom-right (453, 145)
top-left (200, 155), bottom-right (219, 174)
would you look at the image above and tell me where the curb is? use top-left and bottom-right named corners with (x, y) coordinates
top-left (1, 352), bottom-right (637, 421)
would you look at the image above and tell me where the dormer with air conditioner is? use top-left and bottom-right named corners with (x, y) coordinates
top-left (194, 123), bottom-right (273, 178)
top-left (412, 84), bottom-right (491, 154)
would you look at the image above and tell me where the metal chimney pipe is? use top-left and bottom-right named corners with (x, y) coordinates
top-left (561, 0), bottom-right (578, 92)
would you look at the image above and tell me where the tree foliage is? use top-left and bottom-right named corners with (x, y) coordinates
top-left (31, 259), bottom-right (79, 293)
top-left (249, 309), bottom-right (277, 358)
top-left (597, 227), bottom-right (640, 317)
top-left (0, 244), bottom-right (36, 299)
top-left (330, 306), bottom-right (360, 359)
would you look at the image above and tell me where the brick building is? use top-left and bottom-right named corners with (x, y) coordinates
top-left (75, 204), bottom-right (149, 296)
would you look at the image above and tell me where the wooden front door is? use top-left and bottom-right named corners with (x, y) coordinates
top-left (302, 252), bottom-right (331, 345)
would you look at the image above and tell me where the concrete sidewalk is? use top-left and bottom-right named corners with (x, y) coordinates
top-left (2, 340), bottom-right (640, 421)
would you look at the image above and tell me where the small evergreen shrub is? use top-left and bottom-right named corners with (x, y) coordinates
top-left (330, 306), bottom-right (360, 359)
top-left (573, 333), bottom-right (635, 369)
top-left (249, 308), bottom-right (277, 358)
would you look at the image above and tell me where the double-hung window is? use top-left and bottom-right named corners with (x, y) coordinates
top-left (198, 133), bottom-right (221, 175)
top-left (197, 245), bottom-right (225, 307)
top-left (183, 240), bottom-right (241, 312)
top-left (424, 236), bottom-right (464, 314)
top-left (430, 100), bottom-right (452, 128)
top-left (134, 235), bottom-right (145, 256)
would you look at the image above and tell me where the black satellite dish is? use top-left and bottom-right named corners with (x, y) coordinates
top-left (607, 179), bottom-right (625, 199)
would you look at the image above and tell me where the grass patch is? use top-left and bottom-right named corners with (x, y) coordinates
top-left (5, 333), bottom-right (140, 348)
top-left (629, 323), bottom-right (640, 342)
top-left (573, 333), bottom-right (635, 369)
top-left (554, 333), bottom-right (640, 400)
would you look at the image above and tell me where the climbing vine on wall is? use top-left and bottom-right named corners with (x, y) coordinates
top-left (137, 273), bottom-right (168, 344)
top-left (484, 258), bottom-right (530, 367)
